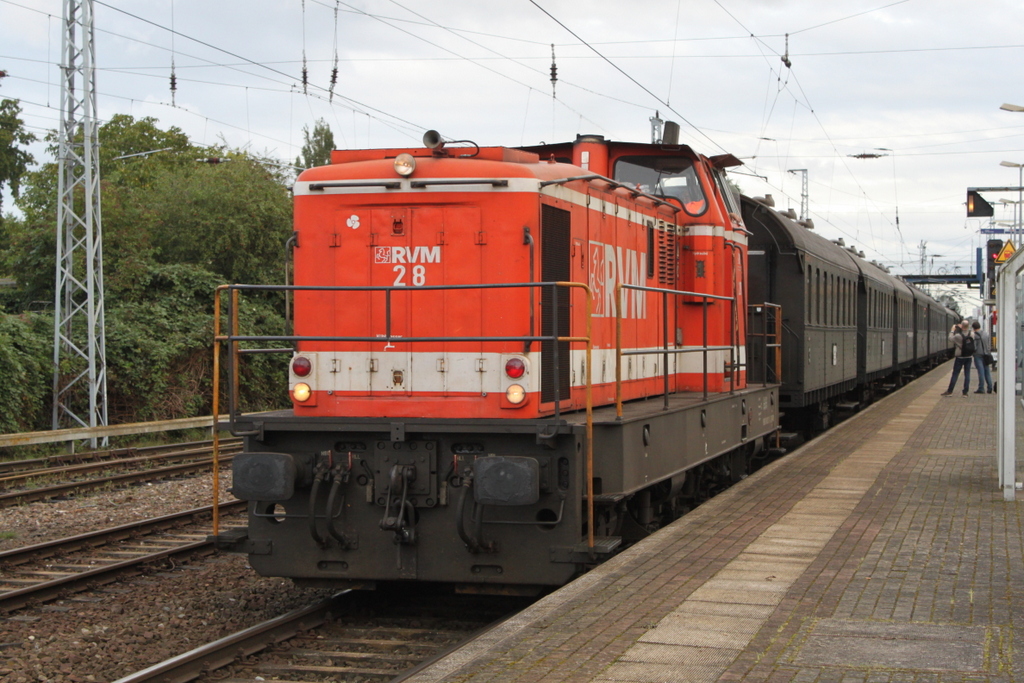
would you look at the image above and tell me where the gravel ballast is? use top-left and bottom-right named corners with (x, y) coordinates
top-left (0, 472), bottom-right (335, 682)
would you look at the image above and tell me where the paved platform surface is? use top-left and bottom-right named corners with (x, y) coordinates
top-left (408, 363), bottom-right (1023, 683)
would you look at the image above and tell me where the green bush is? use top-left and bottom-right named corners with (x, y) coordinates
top-left (0, 312), bottom-right (54, 433)
top-left (1, 115), bottom-right (296, 431)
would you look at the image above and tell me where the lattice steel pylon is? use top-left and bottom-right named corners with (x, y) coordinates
top-left (788, 168), bottom-right (809, 221)
top-left (52, 0), bottom-right (108, 445)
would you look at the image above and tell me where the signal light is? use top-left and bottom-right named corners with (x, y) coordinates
top-left (292, 356), bottom-right (312, 377)
top-left (505, 384), bottom-right (526, 404)
top-left (504, 357), bottom-right (526, 378)
top-left (292, 383), bottom-right (312, 402)
top-left (967, 190), bottom-right (994, 217)
top-left (986, 240), bottom-right (1003, 299)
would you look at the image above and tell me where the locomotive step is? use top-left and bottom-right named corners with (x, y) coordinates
top-left (834, 401), bottom-right (860, 411)
top-left (550, 537), bottom-right (622, 564)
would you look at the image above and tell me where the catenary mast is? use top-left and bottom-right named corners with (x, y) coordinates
top-left (52, 0), bottom-right (108, 446)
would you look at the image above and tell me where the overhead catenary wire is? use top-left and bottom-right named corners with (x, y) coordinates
top-left (0, 0), bottom-right (1016, 286)
top-left (527, 0), bottom-right (727, 153)
top-left (89, 0), bottom-right (431, 141)
top-left (666, 0), bottom-right (681, 108)
top-left (712, 0), bottom-right (905, 254)
top-left (301, 0), bottom-right (308, 94)
top-left (348, 0), bottom-right (609, 134)
top-left (169, 0), bottom-right (177, 106)
top-left (329, 1), bottom-right (339, 101)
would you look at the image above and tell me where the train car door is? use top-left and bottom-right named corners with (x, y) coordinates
top-left (363, 205), bottom-right (484, 398)
top-left (541, 203), bottom-right (572, 408)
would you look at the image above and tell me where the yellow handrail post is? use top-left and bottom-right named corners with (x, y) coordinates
top-left (614, 281), bottom-right (623, 419)
top-left (584, 286), bottom-right (593, 556)
top-left (231, 288), bottom-right (241, 413)
top-left (211, 285), bottom-right (227, 537)
top-left (556, 282), bottom-right (594, 556)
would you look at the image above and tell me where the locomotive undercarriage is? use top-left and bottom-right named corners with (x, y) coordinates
top-left (217, 417), bottom-right (587, 591)
top-left (213, 385), bottom-right (780, 593)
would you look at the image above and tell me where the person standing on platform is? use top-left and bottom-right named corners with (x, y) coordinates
top-left (941, 320), bottom-right (974, 397)
top-left (971, 321), bottom-right (994, 394)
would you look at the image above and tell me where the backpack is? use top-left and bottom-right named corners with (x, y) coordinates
top-left (961, 332), bottom-right (976, 357)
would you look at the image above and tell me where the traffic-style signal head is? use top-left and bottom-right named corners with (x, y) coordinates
top-left (987, 239), bottom-right (1002, 278)
top-left (967, 190), bottom-right (994, 217)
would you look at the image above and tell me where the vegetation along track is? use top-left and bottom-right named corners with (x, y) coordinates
top-left (117, 588), bottom-right (534, 682)
top-left (0, 438), bottom-right (242, 507)
top-left (0, 501), bottom-right (246, 613)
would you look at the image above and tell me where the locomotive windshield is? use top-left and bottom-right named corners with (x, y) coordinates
top-left (614, 156), bottom-right (707, 216)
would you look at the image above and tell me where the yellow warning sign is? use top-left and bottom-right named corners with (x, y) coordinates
top-left (996, 240), bottom-right (1016, 263)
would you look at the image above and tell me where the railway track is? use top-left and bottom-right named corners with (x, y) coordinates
top-left (115, 589), bottom-right (532, 682)
top-left (0, 501), bottom-right (247, 613)
top-left (0, 439), bottom-right (243, 508)
top-left (0, 439), bottom-right (241, 477)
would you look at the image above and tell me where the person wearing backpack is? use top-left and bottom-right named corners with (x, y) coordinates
top-left (971, 320), bottom-right (994, 394)
top-left (941, 320), bottom-right (974, 397)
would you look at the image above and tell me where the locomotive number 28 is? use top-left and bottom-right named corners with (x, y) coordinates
top-left (393, 264), bottom-right (427, 287)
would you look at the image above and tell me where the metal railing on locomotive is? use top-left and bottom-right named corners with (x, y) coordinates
top-left (210, 281), bottom-right (604, 555)
top-left (613, 283), bottom-right (748, 418)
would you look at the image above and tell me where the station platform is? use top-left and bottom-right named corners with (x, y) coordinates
top-left (407, 363), bottom-right (1022, 683)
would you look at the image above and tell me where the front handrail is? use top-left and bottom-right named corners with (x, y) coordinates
top-left (614, 283), bottom-right (735, 418)
top-left (211, 281), bottom-right (597, 553)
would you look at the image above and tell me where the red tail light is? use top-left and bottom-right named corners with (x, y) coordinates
top-left (292, 356), bottom-right (312, 377)
top-left (505, 357), bottom-right (525, 378)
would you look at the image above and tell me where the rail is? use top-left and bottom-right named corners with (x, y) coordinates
top-left (0, 415), bottom-right (219, 450)
top-left (0, 501), bottom-right (246, 613)
top-left (211, 281), bottom-right (602, 554)
top-left (613, 283), bottom-right (735, 417)
top-left (1, 448), bottom-right (242, 507)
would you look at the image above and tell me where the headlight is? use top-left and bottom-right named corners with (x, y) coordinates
top-left (505, 384), bottom-right (526, 404)
top-left (292, 382), bottom-right (312, 402)
top-left (394, 153), bottom-right (416, 177)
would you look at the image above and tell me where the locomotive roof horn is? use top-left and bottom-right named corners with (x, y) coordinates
top-left (663, 121), bottom-right (680, 145)
top-left (423, 130), bottom-right (445, 149)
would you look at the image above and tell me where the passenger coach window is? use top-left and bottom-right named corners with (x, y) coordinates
top-left (815, 268), bottom-right (821, 325)
top-left (850, 285), bottom-right (854, 326)
top-left (839, 279), bottom-right (845, 326)
top-left (806, 270), bottom-right (812, 321)
top-left (614, 156), bottom-right (708, 216)
top-left (830, 274), bottom-right (836, 326)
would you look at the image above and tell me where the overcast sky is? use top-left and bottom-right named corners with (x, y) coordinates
top-left (3, 0), bottom-right (1023, 310)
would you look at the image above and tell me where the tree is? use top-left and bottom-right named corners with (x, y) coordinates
top-left (0, 99), bottom-right (35, 214)
top-left (2, 115), bottom-right (208, 306)
top-left (295, 118), bottom-right (335, 169)
top-left (0, 115), bottom-right (295, 426)
top-left (147, 154), bottom-right (293, 286)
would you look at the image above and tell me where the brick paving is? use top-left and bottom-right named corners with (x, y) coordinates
top-left (407, 363), bottom-right (1022, 683)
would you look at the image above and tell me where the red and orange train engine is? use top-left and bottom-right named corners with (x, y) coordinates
top-left (213, 127), bottom-right (781, 592)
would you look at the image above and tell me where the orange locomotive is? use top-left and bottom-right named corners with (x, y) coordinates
top-left (214, 126), bottom-right (781, 591)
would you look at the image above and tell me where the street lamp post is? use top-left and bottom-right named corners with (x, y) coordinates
top-left (1000, 161), bottom-right (1024, 246)
top-left (1000, 102), bottom-right (1024, 245)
